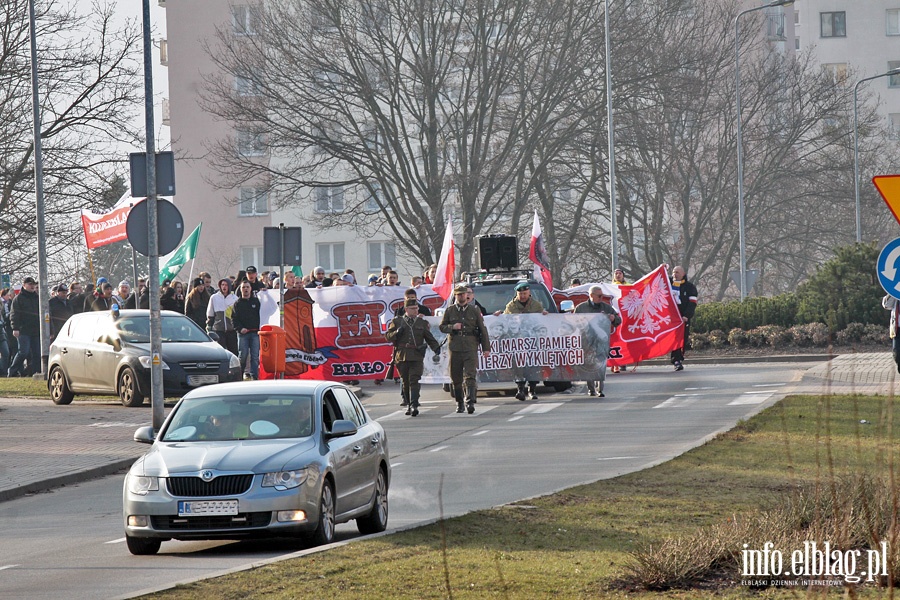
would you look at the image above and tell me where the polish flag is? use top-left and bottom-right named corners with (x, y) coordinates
top-left (529, 211), bottom-right (553, 291)
top-left (432, 215), bottom-right (455, 299)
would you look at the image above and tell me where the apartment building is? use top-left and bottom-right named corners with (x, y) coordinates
top-left (793, 0), bottom-right (900, 128)
top-left (161, 0), bottom-right (404, 283)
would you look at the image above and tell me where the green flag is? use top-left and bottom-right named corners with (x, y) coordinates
top-left (159, 223), bottom-right (202, 285)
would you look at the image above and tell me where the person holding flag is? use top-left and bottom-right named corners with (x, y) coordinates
top-left (159, 224), bottom-right (202, 285)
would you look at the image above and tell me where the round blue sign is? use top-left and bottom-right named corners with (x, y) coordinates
top-left (877, 237), bottom-right (900, 299)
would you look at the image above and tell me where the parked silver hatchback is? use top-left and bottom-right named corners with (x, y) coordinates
top-left (123, 380), bottom-right (390, 555)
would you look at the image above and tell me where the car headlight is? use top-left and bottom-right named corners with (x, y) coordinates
top-left (127, 474), bottom-right (159, 495)
top-left (229, 354), bottom-right (241, 369)
top-left (262, 469), bottom-right (308, 490)
top-left (138, 356), bottom-right (169, 370)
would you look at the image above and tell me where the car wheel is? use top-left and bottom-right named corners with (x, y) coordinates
top-left (548, 381), bottom-right (572, 393)
top-left (307, 480), bottom-right (335, 546)
top-left (48, 366), bottom-right (74, 405)
top-left (125, 535), bottom-right (161, 555)
top-left (357, 467), bottom-right (389, 535)
top-left (118, 367), bottom-right (145, 407)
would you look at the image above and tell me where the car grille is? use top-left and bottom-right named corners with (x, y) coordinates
top-left (179, 361), bottom-right (221, 373)
top-left (167, 475), bottom-right (253, 497)
top-left (151, 512), bottom-right (271, 530)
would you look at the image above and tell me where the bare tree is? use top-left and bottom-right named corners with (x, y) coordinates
top-left (0, 0), bottom-right (143, 280)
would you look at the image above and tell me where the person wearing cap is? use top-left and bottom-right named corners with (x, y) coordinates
top-left (84, 277), bottom-right (107, 313)
top-left (8, 277), bottom-right (40, 377)
top-left (113, 281), bottom-right (131, 309)
top-left (499, 281), bottom-right (548, 401)
top-left (305, 266), bottom-right (332, 288)
top-left (393, 288), bottom-right (431, 317)
top-left (367, 274), bottom-right (379, 286)
top-left (574, 285), bottom-right (622, 397)
top-left (91, 282), bottom-right (115, 311)
top-left (439, 284), bottom-right (491, 414)
top-left (385, 298), bottom-right (442, 416)
top-left (48, 284), bottom-right (73, 343)
top-left (206, 278), bottom-right (238, 355)
top-left (244, 266), bottom-right (266, 294)
top-left (343, 269), bottom-right (357, 285)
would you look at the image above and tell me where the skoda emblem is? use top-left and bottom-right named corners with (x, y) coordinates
top-left (201, 470), bottom-right (214, 482)
top-left (197, 362), bottom-right (207, 369)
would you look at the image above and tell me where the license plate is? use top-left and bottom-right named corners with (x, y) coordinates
top-left (187, 374), bottom-right (219, 386)
top-left (177, 499), bottom-right (238, 516)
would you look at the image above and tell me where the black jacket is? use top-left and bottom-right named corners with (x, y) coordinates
top-left (10, 289), bottom-right (40, 336)
top-left (49, 296), bottom-right (73, 338)
top-left (232, 296), bottom-right (261, 332)
top-left (672, 278), bottom-right (698, 320)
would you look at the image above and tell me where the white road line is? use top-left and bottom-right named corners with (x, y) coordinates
top-left (441, 405), bottom-right (499, 417)
top-left (429, 446), bottom-right (449, 453)
top-left (105, 538), bottom-right (125, 545)
top-left (597, 456), bottom-right (639, 461)
top-left (513, 402), bottom-right (564, 416)
top-left (752, 383), bottom-right (787, 387)
top-left (684, 387), bottom-right (714, 390)
top-left (508, 416), bottom-right (524, 422)
top-left (375, 410), bottom-right (408, 421)
top-left (0, 565), bottom-right (20, 571)
top-left (471, 430), bottom-right (489, 436)
top-left (728, 392), bottom-right (775, 405)
top-left (653, 394), bottom-right (700, 409)
top-left (744, 390), bottom-right (777, 394)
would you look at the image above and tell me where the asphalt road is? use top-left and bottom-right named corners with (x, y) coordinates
top-left (0, 362), bottom-right (806, 599)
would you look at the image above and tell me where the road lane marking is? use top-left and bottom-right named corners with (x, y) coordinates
top-left (390, 462), bottom-right (403, 468)
top-left (376, 410), bottom-right (409, 421)
top-left (429, 446), bottom-right (449, 453)
top-left (0, 565), bottom-right (19, 571)
top-left (105, 538), bottom-right (125, 544)
top-left (508, 416), bottom-right (523, 422)
top-left (684, 387), bottom-right (714, 390)
top-left (471, 430), bottom-right (489, 436)
top-left (88, 422), bottom-right (147, 428)
top-left (513, 402), bottom-right (563, 415)
top-left (442, 405), bottom-right (498, 417)
top-left (653, 394), bottom-right (700, 408)
top-left (753, 383), bottom-right (787, 387)
top-left (597, 456), bottom-right (639, 461)
top-left (728, 392), bottom-right (774, 405)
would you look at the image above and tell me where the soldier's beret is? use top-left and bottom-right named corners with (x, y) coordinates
top-left (404, 298), bottom-right (418, 307)
top-left (453, 285), bottom-right (468, 295)
top-left (514, 282), bottom-right (530, 291)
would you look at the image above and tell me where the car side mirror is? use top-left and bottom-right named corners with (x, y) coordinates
top-left (207, 331), bottom-right (220, 342)
top-left (559, 300), bottom-right (574, 313)
top-left (133, 426), bottom-right (155, 444)
top-left (326, 419), bottom-right (358, 439)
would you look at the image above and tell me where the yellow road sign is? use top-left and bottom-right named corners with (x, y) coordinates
top-left (873, 175), bottom-right (900, 226)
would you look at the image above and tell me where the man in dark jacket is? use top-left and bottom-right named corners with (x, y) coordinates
top-left (385, 298), bottom-right (441, 416)
top-left (670, 265), bottom-right (698, 371)
top-left (48, 284), bottom-right (73, 342)
top-left (67, 281), bottom-right (86, 315)
top-left (574, 285), bottom-right (622, 397)
top-left (9, 277), bottom-right (41, 377)
top-left (232, 280), bottom-right (261, 380)
top-left (393, 288), bottom-right (432, 317)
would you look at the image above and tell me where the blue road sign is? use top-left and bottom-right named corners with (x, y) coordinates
top-left (877, 237), bottom-right (900, 299)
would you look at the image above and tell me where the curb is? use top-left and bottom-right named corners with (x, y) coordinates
top-left (0, 457), bottom-right (136, 504)
top-left (632, 354), bottom-right (835, 367)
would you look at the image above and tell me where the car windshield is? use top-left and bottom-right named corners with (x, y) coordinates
top-left (161, 395), bottom-right (314, 442)
top-left (471, 282), bottom-right (557, 314)
top-left (116, 315), bottom-right (210, 343)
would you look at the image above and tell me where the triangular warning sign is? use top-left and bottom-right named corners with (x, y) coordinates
top-left (873, 175), bottom-right (900, 226)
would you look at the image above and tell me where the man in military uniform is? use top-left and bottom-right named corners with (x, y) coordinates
top-left (439, 285), bottom-right (491, 414)
top-left (574, 285), bottom-right (622, 397)
top-left (385, 299), bottom-right (442, 416)
top-left (500, 282), bottom-right (548, 401)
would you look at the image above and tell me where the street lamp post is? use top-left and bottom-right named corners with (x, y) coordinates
top-left (853, 68), bottom-right (900, 243)
top-left (735, 0), bottom-right (793, 301)
top-left (604, 0), bottom-right (618, 273)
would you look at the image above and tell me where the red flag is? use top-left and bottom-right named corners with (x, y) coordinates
top-left (529, 211), bottom-right (553, 290)
top-left (432, 215), bottom-right (455, 299)
top-left (608, 264), bottom-right (683, 366)
top-left (80, 192), bottom-right (133, 249)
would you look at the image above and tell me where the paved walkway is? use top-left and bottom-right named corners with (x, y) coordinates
top-left (0, 353), bottom-right (895, 504)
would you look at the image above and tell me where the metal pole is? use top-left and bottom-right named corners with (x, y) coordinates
top-left (734, 0), bottom-right (794, 301)
top-left (142, 0), bottom-right (164, 430)
top-left (28, 0), bottom-right (50, 378)
top-left (131, 204), bottom-right (139, 293)
top-left (604, 0), bottom-right (618, 272)
top-left (853, 68), bottom-right (900, 244)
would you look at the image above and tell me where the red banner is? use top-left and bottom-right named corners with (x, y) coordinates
top-left (81, 205), bottom-right (131, 249)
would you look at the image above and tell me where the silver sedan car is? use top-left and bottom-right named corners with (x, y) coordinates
top-left (123, 380), bottom-right (389, 555)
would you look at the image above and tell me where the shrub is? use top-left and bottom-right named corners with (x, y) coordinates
top-left (834, 322), bottom-right (866, 345)
top-left (745, 327), bottom-right (767, 348)
top-left (754, 324), bottom-right (791, 347)
top-left (790, 322), bottom-right (830, 347)
top-left (707, 329), bottom-right (728, 349)
top-left (690, 332), bottom-right (710, 350)
top-left (727, 327), bottom-right (749, 348)
top-left (863, 323), bottom-right (889, 345)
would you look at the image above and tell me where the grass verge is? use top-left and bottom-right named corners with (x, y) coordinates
top-left (143, 394), bottom-right (900, 599)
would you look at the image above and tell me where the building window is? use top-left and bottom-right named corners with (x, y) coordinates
top-left (822, 63), bottom-right (848, 84)
top-left (239, 187), bottom-right (268, 216)
top-left (235, 74), bottom-right (261, 96)
top-left (241, 246), bottom-right (267, 270)
top-left (765, 10), bottom-right (786, 40)
top-left (317, 243), bottom-right (345, 271)
top-left (820, 11), bottom-right (846, 38)
top-left (315, 187), bottom-right (344, 213)
top-left (365, 183), bottom-right (383, 212)
top-left (890, 114), bottom-right (900, 139)
top-left (890, 62), bottom-right (900, 88)
top-left (237, 129), bottom-right (266, 156)
top-left (368, 242), bottom-right (396, 272)
top-left (232, 5), bottom-right (257, 35)
top-left (888, 9), bottom-right (900, 36)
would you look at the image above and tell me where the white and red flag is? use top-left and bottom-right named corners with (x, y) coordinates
top-left (608, 264), bottom-right (683, 366)
top-left (80, 192), bottom-right (133, 249)
top-left (432, 215), bottom-right (455, 299)
top-left (529, 210), bottom-right (553, 291)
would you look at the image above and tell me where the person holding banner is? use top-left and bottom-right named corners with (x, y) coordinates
top-left (500, 282), bottom-right (548, 401)
top-left (574, 286), bottom-right (622, 397)
top-left (439, 285), bottom-right (491, 414)
top-left (385, 299), bottom-right (442, 417)
top-left (670, 265), bottom-right (698, 371)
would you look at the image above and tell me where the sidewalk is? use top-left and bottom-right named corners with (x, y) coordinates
top-left (0, 353), bottom-right (895, 504)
